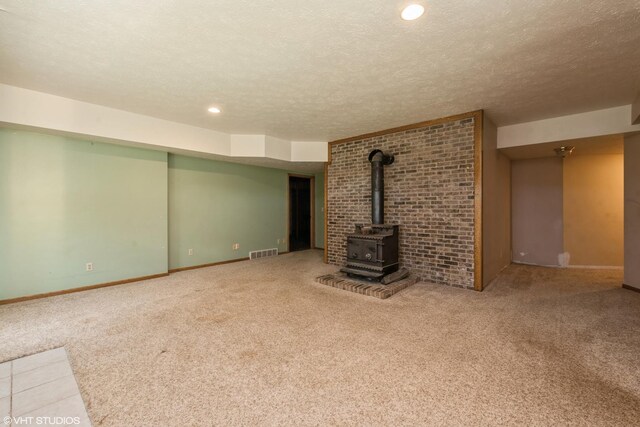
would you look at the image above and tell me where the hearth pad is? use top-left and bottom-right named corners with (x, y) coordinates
top-left (315, 272), bottom-right (418, 299)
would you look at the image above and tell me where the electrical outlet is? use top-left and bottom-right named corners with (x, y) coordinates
top-left (188, 248), bottom-right (193, 256)
top-left (85, 262), bottom-right (93, 272)
top-left (232, 243), bottom-right (240, 250)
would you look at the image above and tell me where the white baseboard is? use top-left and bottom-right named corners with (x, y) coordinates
top-left (567, 265), bottom-right (624, 270)
top-left (512, 261), bottom-right (623, 270)
top-left (512, 260), bottom-right (560, 268)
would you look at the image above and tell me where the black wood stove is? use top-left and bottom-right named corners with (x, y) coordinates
top-left (340, 149), bottom-right (399, 282)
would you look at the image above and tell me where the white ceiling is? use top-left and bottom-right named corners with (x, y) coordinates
top-left (1, 0), bottom-right (639, 142)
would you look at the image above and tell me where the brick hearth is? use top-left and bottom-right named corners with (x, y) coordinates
top-left (315, 273), bottom-right (418, 299)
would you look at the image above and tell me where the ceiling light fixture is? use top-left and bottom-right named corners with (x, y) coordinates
top-left (554, 146), bottom-right (575, 158)
top-left (401, 4), bottom-right (425, 21)
top-left (207, 106), bottom-right (221, 114)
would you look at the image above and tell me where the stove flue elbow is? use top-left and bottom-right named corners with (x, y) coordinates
top-left (368, 149), bottom-right (394, 165)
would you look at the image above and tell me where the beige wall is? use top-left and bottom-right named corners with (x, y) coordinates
top-left (624, 134), bottom-right (640, 289)
top-left (563, 154), bottom-right (624, 267)
top-left (482, 116), bottom-right (511, 286)
top-left (511, 158), bottom-right (564, 266)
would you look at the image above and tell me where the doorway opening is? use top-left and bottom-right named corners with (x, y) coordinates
top-left (288, 175), bottom-right (314, 252)
top-left (504, 134), bottom-right (624, 271)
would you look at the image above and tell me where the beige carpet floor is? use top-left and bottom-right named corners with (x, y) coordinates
top-left (1, 250), bottom-right (639, 426)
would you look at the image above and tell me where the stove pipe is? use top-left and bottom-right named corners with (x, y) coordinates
top-left (368, 149), bottom-right (394, 225)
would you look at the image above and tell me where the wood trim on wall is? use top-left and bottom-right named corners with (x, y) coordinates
top-left (168, 257), bottom-right (250, 273)
top-left (286, 174), bottom-right (290, 253)
top-left (323, 163), bottom-right (329, 263)
top-left (622, 284), bottom-right (640, 293)
top-left (324, 110), bottom-right (484, 290)
top-left (328, 110), bottom-right (483, 157)
top-left (473, 110), bottom-right (484, 291)
top-left (0, 273), bottom-right (169, 306)
top-left (311, 176), bottom-right (315, 249)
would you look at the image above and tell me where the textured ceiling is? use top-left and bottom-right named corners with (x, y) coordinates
top-left (1, 0), bottom-right (639, 142)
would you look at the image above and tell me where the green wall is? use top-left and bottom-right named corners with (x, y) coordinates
top-left (314, 172), bottom-right (325, 248)
top-left (168, 154), bottom-right (288, 270)
top-left (0, 129), bottom-right (322, 300)
top-left (0, 129), bottom-right (168, 300)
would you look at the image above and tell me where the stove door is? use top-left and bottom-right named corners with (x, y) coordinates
top-left (347, 237), bottom-right (377, 262)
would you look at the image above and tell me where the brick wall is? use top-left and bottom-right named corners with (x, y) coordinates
top-left (327, 117), bottom-right (476, 289)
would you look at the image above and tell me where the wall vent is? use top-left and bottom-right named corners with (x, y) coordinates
top-left (249, 248), bottom-right (279, 260)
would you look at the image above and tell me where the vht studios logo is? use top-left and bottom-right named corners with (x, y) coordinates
top-left (3, 416), bottom-right (81, 425)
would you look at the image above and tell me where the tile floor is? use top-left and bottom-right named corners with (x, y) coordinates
top-left (0, 348), bottom-right (91, 426)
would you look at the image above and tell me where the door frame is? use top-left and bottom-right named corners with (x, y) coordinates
top-left (287, 174), bottom-right (315, 251)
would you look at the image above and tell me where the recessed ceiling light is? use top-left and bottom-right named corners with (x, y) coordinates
top-left (401, 4), bottom-right (425, 21)
top-left (207, 106), bottom-right (221, 114)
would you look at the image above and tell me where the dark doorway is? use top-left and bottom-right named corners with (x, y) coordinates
top-left (289, 175), bottom-right (314, 252)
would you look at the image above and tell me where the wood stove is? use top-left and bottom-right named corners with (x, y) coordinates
top-left (340, 149), bottom-right (399, 281)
